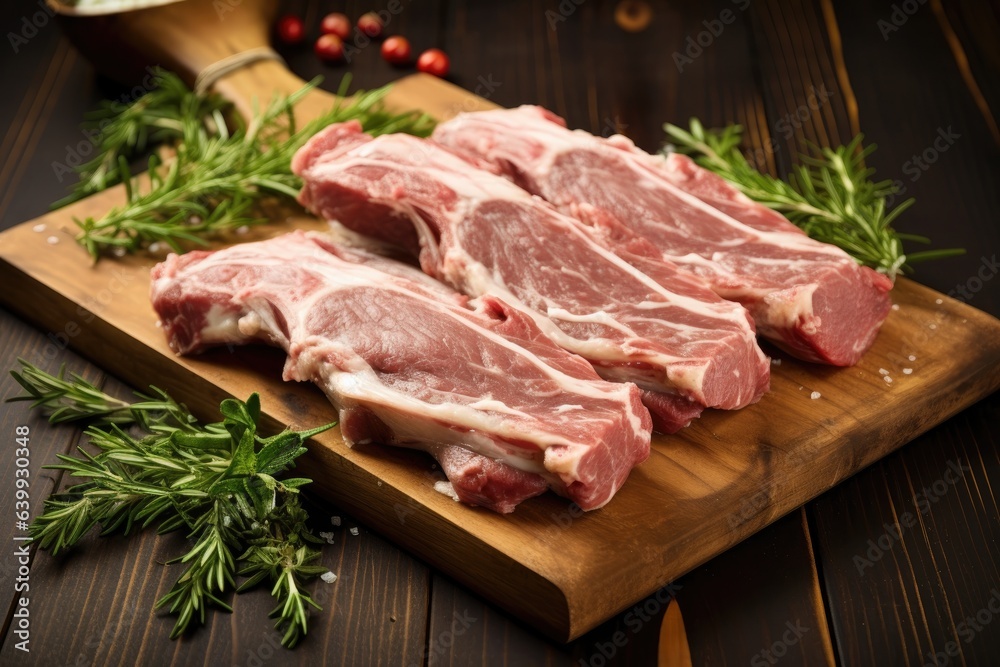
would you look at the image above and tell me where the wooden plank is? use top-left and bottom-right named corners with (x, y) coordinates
top-left (1, 70), bottom-right (1000, 643)
top-left (819, 0), bottom-right (1000, 319)
top-left (757, 1), bottom-right (1000, 663)
top-left (811, 392), bottom-right (1000, 665)
top-left (673, 510), bottom-right (836, 666)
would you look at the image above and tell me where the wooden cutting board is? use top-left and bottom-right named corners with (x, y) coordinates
top-left (2, 73), bottom-right (1000, 642)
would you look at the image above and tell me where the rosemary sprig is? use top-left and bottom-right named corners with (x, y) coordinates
top-left (64, 71), bottom-right (435, 260)
top-left (52, 70), bottom-right (231, 209)
top-left (664, 120), bottom-right (964, 279)
top-left (9, 357), bottom-right (196, 431)
top-left (11, 362), bottom-right (337, 647)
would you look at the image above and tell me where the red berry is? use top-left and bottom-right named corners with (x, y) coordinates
top-left (315, 34), bottom-right (345, 62)
top-left (381, 36), bottom-right (412, 65)
top-left (416, 48), bottom-right (449, 77)
top-left (357, 12), bottom-right (383, 38)
top-left (320, 12), bottom-right (351, 39)
top-left (276, 14), bottom-right (305, 45)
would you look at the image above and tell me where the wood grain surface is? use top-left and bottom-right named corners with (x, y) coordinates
top-left (2, 69), bottom-right (999, 642)
top-left (1, 0), bottom-right (998, 664)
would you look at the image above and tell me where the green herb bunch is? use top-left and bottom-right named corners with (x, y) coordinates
top-left (10, 360), bottom-right (337, 647)
top-left (62, 69), bottom-right (435, 260)
top-left (664, 120), bottom-right (963, 279)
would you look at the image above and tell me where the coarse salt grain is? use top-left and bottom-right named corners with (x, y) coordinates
top-left (112, 246), bottom-right (127, 257)
top-left (236, 225), bottom-right (249, 235)
top-left (330, 516), bottom-right (341, 526)
top-left (884, 376), bottom-right (893, 384)
top-left (321, 572), bottom-right (338, 584)
top-left (908, 355), bottom-right (916, 361)
top-left (377, 480), bottom-right (383, 487)
top-left (349, 527), bottom-right (359, 536)
top-left (928, 323), bottom-right (937, 330)
top-left (149, 242), bottom-right (162, 253)
top-left (771, 358), bottom-right (782, 366)
top-left (46, 236), bottom-right (59, 245)
top-left (935, 298), bottom-right (943, 305)
top-left (32, 223), bottom-right (46, 233)
top-left (903, 368), bottom-right (913, 375)
top-left (879, 368), bottom-right (889, 375)
top-left (891, 304), bottom-right (900, 311)
top-left (319, 531), bottom-right (335, 544)
top-left (810, 391), bottom-right (821, 400)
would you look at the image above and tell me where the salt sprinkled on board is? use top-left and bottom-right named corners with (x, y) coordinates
top-left (236, 225), bottom-right (249, 235)
top-left (112, 246), bottom-right (127, 258)
top-left (903, 368), bottom-right (913, 375)
top-left (891, 304), bottom-right (900, 311)
top-left (771, 358), bottom-right (782, 366)
top-left (330, 516), bottom-right (341, 527)
top-left (879, 368), bottom-right (890, 376)
top-left (377, 480), bottom-right (383, 487)
top-left (810, 391), bottom-right (821, 400)
top-left (434, 480), bottom-right (460, 502)
top-left (349, 527), bottom-right (359, 536)
top-left (149, 242), bottom-right (162, 253)
top-left (319, 531), bottom-right (335, 544)
top-left (32, 223), bottom-right (46, 233)
top-left (935, 298), bottom-right (943, 305)
top-left (46, 236), bottom-right (59, 245)
top-left (884, 376), bottom-right (893, 384)
top-left (908, 355), bottom-right (917, 361)
top-left (321, 572), bottom-right (338, 584)
top-left (928, 323), bottom-right (937, 330)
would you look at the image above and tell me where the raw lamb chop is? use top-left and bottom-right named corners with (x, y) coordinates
top-left (432, 105), bottom-right (893, 366)
top-left (150, 231), bottom-right (651, 512)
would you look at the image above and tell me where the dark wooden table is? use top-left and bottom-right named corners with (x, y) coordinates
top-left (1, 0), bottom-right (998, 665)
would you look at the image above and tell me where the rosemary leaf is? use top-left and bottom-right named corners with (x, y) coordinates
top-left (16, 363), bottom-right (338, 648)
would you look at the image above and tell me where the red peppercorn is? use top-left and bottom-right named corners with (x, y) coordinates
top-left (276, 14), bottom-right (305, 45)
top-left (381, 36), bottom-right (412, 65)
top-left (320, 12), bottom-right (351, 40)
top-left (357, 12), bottom-right (383, 38)
top-left (416, 48), bottom-right (449, 77)
top-left (315, 34), bottom-right (345, 62)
